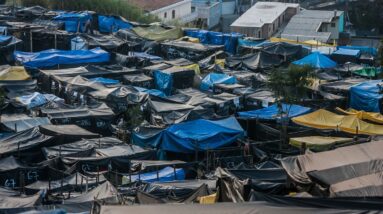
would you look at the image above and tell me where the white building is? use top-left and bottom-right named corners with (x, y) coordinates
top-left (230, 1), bottom-right (300, 38)
top-left (129, 0), bottom-right (197, 24)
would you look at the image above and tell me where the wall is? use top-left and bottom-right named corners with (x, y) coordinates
top-left (151, 0), bottom-right (192, 22)
top-left (222, 0), bottom-right (236, 15)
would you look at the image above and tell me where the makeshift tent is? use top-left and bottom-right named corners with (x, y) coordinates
top-left (226, 51), bottom-right (283, 71)
top-left (53, 12), bottom-right (91, 33)
top-left (263, 42), bottom-right (303, 60)
top-left (89, 77), bottom-right (119, 85)
top-left (336, 107), bottom-right (383, 124)
top-left (98, 15), bottom-right (132, 33)
top-left (352, 67), bottom-right (381, 77)
top-left (1, 114), bottom-right (51, 132)
top-left (123, 73), bottom-right (153, 88)
top-left (338, 46), bottom-right (378, 56)
top-left (281, 141), bottom-right (383, 197)
top-left (133, 24), bottom-right (182, 41)
top-left (133, 117), bottom-right (244, 153)
top-left (331, 48), bottom-right (361, 64)
top-left (13, 92), bottom-right (63, 109)
top-left (64, 181), bottom-right (118, 203)
top-left (237, 104), bottom-right (311, 121)
top-left (124, 167), bottom-right (185, 183)
top-left (200, 73), bottom-right (236, 91)
top-left (160, 41), bottom-right (223, 61)
top-left (14, 48), bottom-right (110, 68)
top-left (350, 80), bottom-right (383, 112)
top-left (292, 52), bottom-right (337, 69)
top-left (0, 66), bottom-right (29, 81)
top-left (289, 136), bottom-right (353, 151)
top-left (80, 34), bottom-right (131, 51)
top-left (292, 109), bottom-right (383, 135)
top-left (71, 36), bottom-right (88, 50)
top-left (154, 67), bottom-right (195, 96)
top-left (0, 35), bottom-right (22, 49)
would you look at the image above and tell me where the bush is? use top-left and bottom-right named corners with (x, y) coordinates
top-left (13, 0), bottom-right (159, 23)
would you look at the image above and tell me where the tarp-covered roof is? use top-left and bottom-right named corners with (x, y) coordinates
top-left (282, 141), bottom-right (383, 197)
top-left (238, 104), bottom-right (311, 121)
top-left (293, 52), bottom-right (337, 69)
top-left (292, 109), bottom-right (383, 135)
top-left (0, 66), bottom-right (30, 81)
top-left (133, 24), bottom-right (182, 41)
top-left (350, 80), bottom-right (383, 113)
top-left (14, 47), bottom-right (110, 68)
top-left (200, 73), bottom-right (236, 91)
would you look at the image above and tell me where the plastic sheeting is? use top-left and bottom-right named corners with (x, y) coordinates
top-left (350, 80), bottom-right (383, 112)
top-left (281, 141), bottom-right (383, 197)
top-left (154, 70), bottom-right (173, 96)
top-left (14, 92), bottom-right (63, 109)
top-left (98, 15), bottom-right (132, 33)
top-left (0, 66), bottom-right (30, 81)
top-left (133, 24), bottom-right (182, 41)
top-left (71, 36), bottom-right (88, 50)
top-left (293, 52), bottom-right (337, 69)
top-left (238, 104), bottom-right (311, 121)
top-left (125, 167), bottom-right (185, 183)
top-left (53, 12), bottom-right (91, 33)
top-left (289, 136), bottom-right (353, 151)
top-left (336, 107), bottom-right (383, 125)
top-left (200, 73), bottom-right (236, 91)
top-left (338, 46), bottom-right (378, 56)
top-left (14, 48), bottom-right (110, 68)
top-left (89, 77), bottom-right (119, 85)
top-left (133, 117), bottom-right (244, 153)
top-left (226, 51), bottom-right (283, 71)
top-left (292, 109), bottom-right (383, 135)
top-left (1, 114), bottom-right (51, 132)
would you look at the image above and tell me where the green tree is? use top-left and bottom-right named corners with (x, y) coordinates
top-left (267, 65), bottom-right (315, 148)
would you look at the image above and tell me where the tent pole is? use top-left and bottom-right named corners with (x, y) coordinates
top-left (156, 166), bottom-right (159, 181)
top-left (173, 165), bottom-right (177, 180)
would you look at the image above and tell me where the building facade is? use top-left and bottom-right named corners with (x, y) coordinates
top-left (230, 2), bottom-right (300, 38)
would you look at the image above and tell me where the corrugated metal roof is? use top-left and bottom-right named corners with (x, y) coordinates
top-left (231, 2), bottom-right (299, 28)
top-left (281, 10), bottom-right (344, 43)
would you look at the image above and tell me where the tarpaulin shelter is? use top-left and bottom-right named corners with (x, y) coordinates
top-left (133, 24), bottom-right (182, 41)
top-left (160, 40), bottom-right (223, 61)
top-left (331, 48), bottom-right (361, 64)
top-left (71, 36), bottom-right (88, 50)
top-left (336, 107), bottom-right (383, 124)
top-left (89, 77), bottom-right (119, 85)
top-left (154, 67), bottom-right (195, 96)
top-left (53, 12), bottom-right (92, 33)
top-left (184, 29), bottom-right (243, 54)
top-left (237, 104), bottom-right (311, 121)
top-left (0, 35), bottom-right (22, 65)
top-left (289, 136), bottom-right (353, 151)
top-left (200, 73), bottom-right (236, 91)
top-left (15, 6), bottom-right (47, 19)
top-left (352, 67), bottom-right (381, 77)
top-left (320, 78), bottom-right (365, 95)
top-left (0, 66), bottom-right (30, 81)
top-left (64, 181), bottom-right (118, 203)
top-left (12, 92), bottom-right (63, 109)
top-left (146, 98), bottom-right (196, 125)
top-left (123, 73), bottom-right (153, 88)
top-left (281, 141), bottom-right (383, 197)
top-left (80, 34), bottom-right (134, 52)
top-left (31, 29), bottom-right (75, 52)
top-left (133, 117), bottom-right (244, 153)
top-left (350, 80), bottom-right (383, 112)
top-left (98, 15), bottom-right (132, 33)
top-left (262, 42), bottom-right (303, 61)
top-left (1, 114), bottom-right (51, 132)
top-left (226, 51), bottom-right (283, 71)
top-left (14, 48), bottom-right (110, 68)
top-left (0, 35), bottom-right (22, 49)
top-left (292, 52), bottom-right (337, 69)
top-left (292, 109), bottom-right (383, 135)
top-left (337, 46), bottom-right (378, 56)
top-left (127, 167), bottom-right (185, 183)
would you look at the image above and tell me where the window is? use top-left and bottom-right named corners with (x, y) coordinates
top-left (164, 12), bottom-right (167, 18)
top-left (331, 22), bottom-right (336, 27)
top-left (172, 10), bottom-right (176, 19)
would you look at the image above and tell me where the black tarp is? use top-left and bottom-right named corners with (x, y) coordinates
top-left (42, 137), bottom-right (122, 159)
top-left (95, 201), bottom-right (383, 214)
top-left (41, 103), bottom-right (114, 134)
top-left (30, 29), bottom-right (75, 52)
top-left (262, 42), bottom-right (303, 61)
top-left (123, 73), bottom-right (153, 88)
top-left (281, 141), bottom-right (383, 197)
top-left (320, 78), bottom-right (366, 95)
top-left (225, 51), bottom-right (283, 71)
top-left (160, 41), bottom-right (224, 61)
top-left (135, 183), bottom-right (210, 204)
top-left (80, 34), bottom-right (137, 53)
top-left (64, 181), bottom-right (118, 203)
top-left (214, 167), bottom-right (250, 202)
top-left (249, 191), bottom-right (383, 210)
top-left (1, 114), bottom-right (51, 132)
top-left (0, 190), bottom-right (42, 209)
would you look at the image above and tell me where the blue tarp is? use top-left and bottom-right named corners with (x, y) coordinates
top-left (338, 46), bottom-right (378, 56)
top-left (71, 36), bottom-right (88, 50)
top-left (350, 80), bottom-right (383, 112)
top-left (0, 35), bottom-right (11, 43)
top-left (154, 70), bottom-right (173, 96)
top-left (134, 86), bottom-right (166, 98)
top-left (133, 117), bottom-right (245, 153)
top-left (98, 15), bottom-right (132, 33)
top-left (238, 38), bottom-right (268, 48)
top-left (184, 29), bottom-right (242, 54)
top-left (237, 104), bottom-right (312, 121)
top-left (292, 52), bottom-right (337, 69)
top-left (129, 167), bottom-right (185, 182)
top-left (130, 52), bottom-right (163, 61)
top-left (332, 48), bottom-right (361, 57)
top-left (16, 92), bottom-right (63, 109)
top-left (14, 47), bottom-right (110, 68)
top-left (90, 77), bottom-right (119, 85)
top-left (53, 12), bottom-right (91, 33)
top-left (200, 73), bottom-right (236, 91)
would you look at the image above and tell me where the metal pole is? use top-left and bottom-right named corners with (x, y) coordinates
top-left (30, 31), bottom-right (33, 52)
